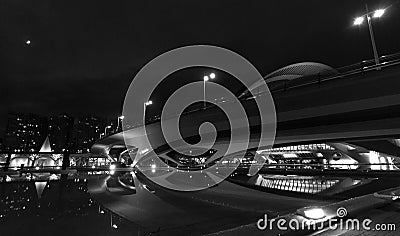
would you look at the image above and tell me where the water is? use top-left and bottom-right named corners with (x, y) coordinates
top-left (1, 172), bottom-right (399, 235)
top-left (0, 175), bottom-right (143, 236)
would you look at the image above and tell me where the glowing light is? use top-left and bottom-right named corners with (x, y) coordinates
top-left (209, 73), bottom-right (216, 79)
top-left (145, 101), bottom-right (153, 106)
top-left (49, 174), bottom-right (58, 180)
top-left (119, 115), bottom-right (125, 120)
top-left (353, 16), bottom-right (364, 25)
top-left (92, 165), bottom-right (96, 169)
top-left (110, 164), bottom-right (116, 170)
top-left (373, 9), bottom-right (385, 18)
top-left (139, 148), bottom-right (149, 155)
top-left (303, 208), bottom-right (325, 220)
top-left (6, 175), bottom-right (12, 182)
top-left (203, 75), bottom-right (209, 81)
top-left (112, 224), bottom-right (118, 229)
top-left (151, 164), bottom-right (156, 169)
top-left (35, 166), bottom-right (40, 170)
top-left (283, 153), bottom-right (297, 158)
top-left (25, 40), bottom-right (31, 45)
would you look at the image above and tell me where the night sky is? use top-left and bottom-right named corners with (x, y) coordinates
top-left (1, 0), bottom-right (400, 135)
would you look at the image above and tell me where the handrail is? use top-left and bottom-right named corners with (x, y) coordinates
top-left (247, 51), bottom-right (400, 96)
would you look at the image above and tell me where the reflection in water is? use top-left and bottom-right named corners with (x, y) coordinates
top-left (1, 169), bottom-right (399, 235)
top-left (0, 174), bottom-right (143, 235)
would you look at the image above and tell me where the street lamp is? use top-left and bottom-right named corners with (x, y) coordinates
top-left (117, 115), bottom-right (124, 131)
top-left (144, 101), bottom-right (153, 122)
top-left (104, 125), bottom-right (111, 137)
top-left (203, 73), bottom-right (216, 109)
top-left (353, 5), bottom-right (386, 66)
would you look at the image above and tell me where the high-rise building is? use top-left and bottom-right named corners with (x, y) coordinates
top-left (2, 112), bottom-right (113, 153)
top-left (69, 116), bottom-right (106, 153)
top-left (3, 113), bottom-right (48, 152)
top-left (48, 114), bottom-right (74, 152)
top-left (0, 137), bottom-right (3, 151)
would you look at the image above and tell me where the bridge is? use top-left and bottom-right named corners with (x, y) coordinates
top-left (91, 53), bottom-right (400, 169)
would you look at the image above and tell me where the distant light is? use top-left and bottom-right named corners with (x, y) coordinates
top-left (106, 125), bottom-right (111, 128)
top-left (139, 148), bottom-right (149, 155)
top-left (110, 164), bottom-right (116, 170)
top-left (303, 208), bottom-right (325, 220)
top-left (145, 100), bottom-right (153, 106)
top-left (25, 40), bottom-right (31, 45)
top-left (209, 73), bottom-right (216, 79)
top-left (119, 115), bottom-right (125, 120)
top-left (203, 75), bottom-right (209, 81)
top-left (112, 224), bottom-right (118, 229)
top-left (283, 153), bottom-right (298, 158)
top-left (151, 164), bottom-right (156, 169)
top-left (91, 165), bottom-right (95, 169)
top-left (373, 9), bottom-right (385, 18)
top-left (35, 166), bottom-right (39, 170)
top-left (353, 16), bottom-right (364, 25)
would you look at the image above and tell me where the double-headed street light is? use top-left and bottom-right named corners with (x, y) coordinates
top-left (353, 5), bottom-right (386, 66)
top-left (203, 73), bottom-right (216, 109)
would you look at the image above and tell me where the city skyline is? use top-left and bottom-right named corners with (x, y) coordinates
top-left (0, 111), bottom-right (119, 153)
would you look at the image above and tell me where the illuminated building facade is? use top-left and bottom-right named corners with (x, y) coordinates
top-left (48, 114), bottom-right (74, 152)
top-left (3, 113), bottom-right (48, 152)
top-left (69, 116), bottom-right (107, 153)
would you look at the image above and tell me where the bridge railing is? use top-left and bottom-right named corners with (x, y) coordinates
top-left (247, 51), bottom-right (400, 96)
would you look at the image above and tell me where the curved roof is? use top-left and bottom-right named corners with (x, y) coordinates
top-left (264, 62), bottom-right (336, 83)
top-left (240, 62), bottom-right (337, 97)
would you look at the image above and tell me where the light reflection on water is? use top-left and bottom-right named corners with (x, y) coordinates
top-left (1, 170), bottom-right (399, 235)
top-left (0, 173), bottom-right (144, 235)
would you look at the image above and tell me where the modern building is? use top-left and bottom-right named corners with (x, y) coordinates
top-left (2, 112), bottom-right (115, 154)
top-left (69, 116), bottom-right (107, 153)
top-left (3, 113), bottom-right (48, 152)
top-left (48, 114), bottom-right (74, 152)
top-left (0, 138), bottom-right (3, 151)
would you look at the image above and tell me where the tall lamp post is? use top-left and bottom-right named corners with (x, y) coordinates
top-left (144, 100), bottom-right (153, 123)
top-left (104, 125), bottom-right (111, 137)
top-left (117, 115), bottom-right (124, 131)
top-left (353, 5), bottom-right (386, 66)
top-left (203, 72), bottom-right (216, 109)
